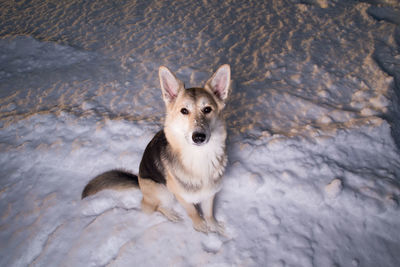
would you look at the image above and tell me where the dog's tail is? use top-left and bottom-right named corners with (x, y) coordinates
top-left (81, 170), bottom-right (139, 199)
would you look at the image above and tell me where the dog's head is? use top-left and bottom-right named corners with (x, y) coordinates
top-left (159, 65), bottom-right (231, 146)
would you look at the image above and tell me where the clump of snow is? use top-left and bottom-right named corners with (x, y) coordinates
top-left (202, 234), bottom-right (223, 253)
top-left (1, 0), bottom-right (400, 266)
top-left (324, 178), bottom-right (343, 199)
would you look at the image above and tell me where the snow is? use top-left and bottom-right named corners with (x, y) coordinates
top-left (1, 0), bottom-right (400, 266)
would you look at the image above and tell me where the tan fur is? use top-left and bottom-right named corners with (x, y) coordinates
top-left (82, 65), bottom-right (231, 234)
top-left (138, 176), bottom-right (181, 222)
top-left (157, 65), bottom-right (230, 234)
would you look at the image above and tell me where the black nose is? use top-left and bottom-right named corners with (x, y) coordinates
top-left (192, 132), bottom-right (207, 144)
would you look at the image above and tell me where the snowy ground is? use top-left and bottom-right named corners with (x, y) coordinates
top-left (1, 0), bottom-right (400, 266)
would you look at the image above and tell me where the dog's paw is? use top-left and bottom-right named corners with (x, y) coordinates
top-left (158, 207), bottom-right (182, 222)
top-left (167, 212), bottom-right (182, 222)
top-left (167, 211), bottom-right (182, 222)
top-left (193, 220), bottom-right (209, 233)
top-left (207, 219), bottom-right (226, 236)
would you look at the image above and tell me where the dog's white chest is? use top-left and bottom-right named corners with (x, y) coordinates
top-left (173, 143), bottom-right (227, 203)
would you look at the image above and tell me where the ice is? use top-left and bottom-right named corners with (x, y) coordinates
top-left (1, 0), bottom-right (400, 266)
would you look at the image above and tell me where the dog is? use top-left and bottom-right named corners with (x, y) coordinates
top-left (82, 64), bottom-right (231, 234)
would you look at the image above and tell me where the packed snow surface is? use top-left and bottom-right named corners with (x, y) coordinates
top-left (1, 0), bottom-right (400, 266)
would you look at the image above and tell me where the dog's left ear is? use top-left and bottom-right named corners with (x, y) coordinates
top-left (205, 64), bottom-right (231, 102)
top-left (159, 66), bottom-right (184, 104)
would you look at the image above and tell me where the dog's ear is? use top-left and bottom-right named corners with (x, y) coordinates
top-left (205, 64), bottom-right (231, 102)
top-left (159, 66), bottom-right (183, 104)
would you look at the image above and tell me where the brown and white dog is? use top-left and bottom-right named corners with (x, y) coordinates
top-left (82, 65), bottom-right (231, 234)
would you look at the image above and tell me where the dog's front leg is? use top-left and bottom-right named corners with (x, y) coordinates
top-left (201, 194), bottom-right (225, 235)
top-left (175, 194), bottom-right (208, 233)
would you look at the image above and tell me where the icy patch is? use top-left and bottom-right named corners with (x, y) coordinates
top-left (0, 35), bottom-right (129, 120)
top-left (0, 35), bottom-right (95, 79)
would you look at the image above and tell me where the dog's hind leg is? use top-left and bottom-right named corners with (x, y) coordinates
top-left (141, 197), bottom-right (181, 222)
top-left (138, 176), bottom-right (181, 222)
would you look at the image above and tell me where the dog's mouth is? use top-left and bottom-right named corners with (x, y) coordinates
top-left (191, 131), bottom-right (210, 146)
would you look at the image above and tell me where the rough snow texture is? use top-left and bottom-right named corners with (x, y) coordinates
top-left (1, 1), bottom-right (400, 266)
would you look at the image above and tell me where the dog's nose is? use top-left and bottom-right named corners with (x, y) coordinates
top-left (192, 132), bottom-right (207, 144)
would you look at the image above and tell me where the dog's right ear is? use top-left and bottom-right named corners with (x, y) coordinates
top-left (159, 66), bottom-right (183, 104)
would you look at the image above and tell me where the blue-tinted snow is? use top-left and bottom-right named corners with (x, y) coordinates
top-left (1, 1), bottom-right (400, 266)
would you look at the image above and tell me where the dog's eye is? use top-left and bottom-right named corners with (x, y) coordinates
top-left (203, 107), bottom-right (212, 114)
top-left (180, 108), bottom-right (189, 115)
